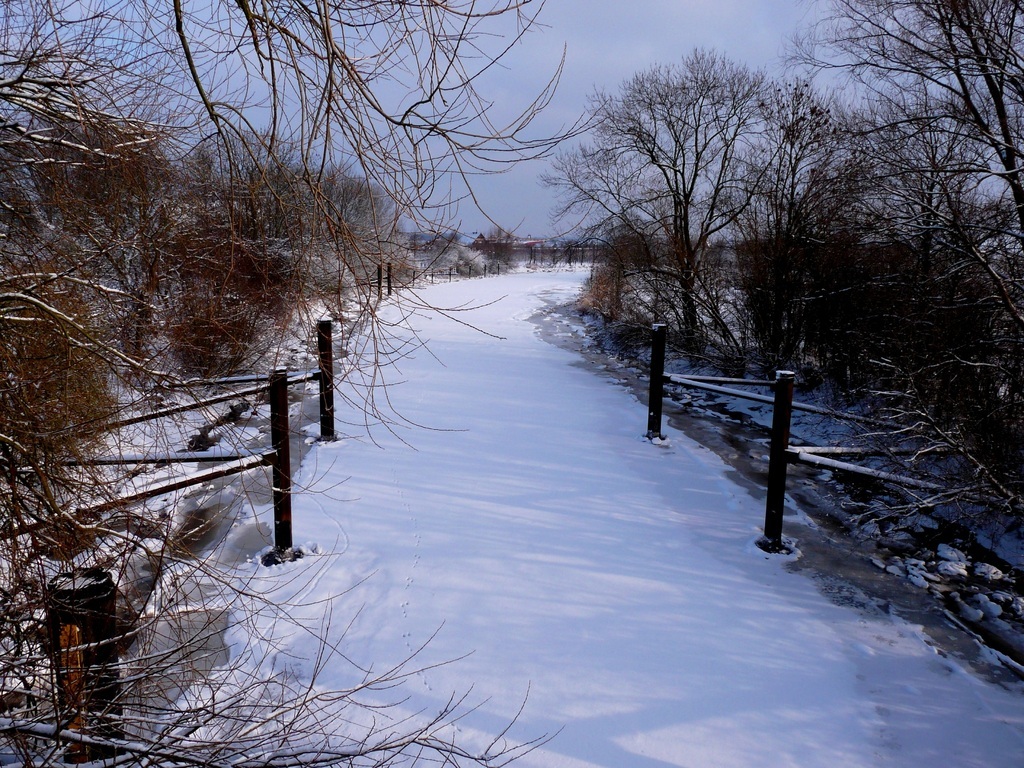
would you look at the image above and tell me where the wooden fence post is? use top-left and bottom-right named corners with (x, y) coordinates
top-left (376, 263), bottom-right (383, 299)
top-left (386, 262), bottom-right (393, 296)
top-left (316, 320), bottom-right (335, 441)
top-left (48, 568), bottom-right (121, 762)
top-left (761, 370), bottom-right (795, 552)
top-left (269, 369), bottom-right (292, 553)
top-left (646, 323), bottom-right (667, 440)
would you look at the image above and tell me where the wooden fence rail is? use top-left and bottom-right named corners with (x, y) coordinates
top-left (107, 370), bottom-right (318, 430)
top-left (79, 321), bottom-right (339, 558)
top-left (80, 454), bottom-right (273, 516)
top-left (645, 324), bottom-right (943, 553)
top-left (38, 323), bottom-right (342, 760)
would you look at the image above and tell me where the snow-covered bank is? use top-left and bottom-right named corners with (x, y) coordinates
top-left (228, 270), bottom-right (1024, 767)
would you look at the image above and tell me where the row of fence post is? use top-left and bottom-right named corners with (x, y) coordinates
top-left (646, 324), bottom-right (667, 440)
top-left (376, 263), bottom-right (393, 298)
top-left (47, 568), bottom-right (121, 762)
top-left (763, 371), bottom-right (795, 551)
top-left (645, 324), bottom-right (795, 553)
top-left (268, 318), bottom-right (337, 557)
top-left (44, 320), bottom-right (339, 760)
top-left (45, 257), bottom-right (507, 758)
top-left (317, 319), bottom-right (335, 441)
top-left (391, 261), bottom-right (503, 287)
top-left (268, 369), bottom-right (293, 554)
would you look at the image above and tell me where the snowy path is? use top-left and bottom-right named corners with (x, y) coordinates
top-left (240, 271), bottom-right (1024, 767)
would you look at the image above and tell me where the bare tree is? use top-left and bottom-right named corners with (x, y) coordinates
top-left (803, 0), bottom-right (1024, 516)
top-left (733, 82), bottom-right (865, 373)
top-left (547, 49), bottom-right (767, 361)
top-left (1, 1), bottom-right (562, 764)
top-left (805, 0), bottom-right (1024, 328)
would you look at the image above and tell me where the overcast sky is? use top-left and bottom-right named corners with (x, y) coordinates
top-left (454, 0), bottom-right (818, 237)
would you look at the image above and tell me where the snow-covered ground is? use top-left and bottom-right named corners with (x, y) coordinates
top-left (217, 270), bottom-right (1024, 767)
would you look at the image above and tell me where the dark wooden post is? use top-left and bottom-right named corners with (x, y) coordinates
top-left (386, 262), bottom-right (393, 296)
top-left (646, 323), bottom-right (667, 440)
top-left (376, 263), bottom-right (383, 298)
top-left (761, 370), bottom-right (795, 552)
top-left (269, 369), bottom-right (292, 552)
top-left (48, 568), bottom-right (121, 762)
top-left (316, 320), bottom-right (335, 441)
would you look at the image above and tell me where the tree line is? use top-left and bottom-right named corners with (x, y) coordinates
top-left (546, 0), bottom-right (1024, 526)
